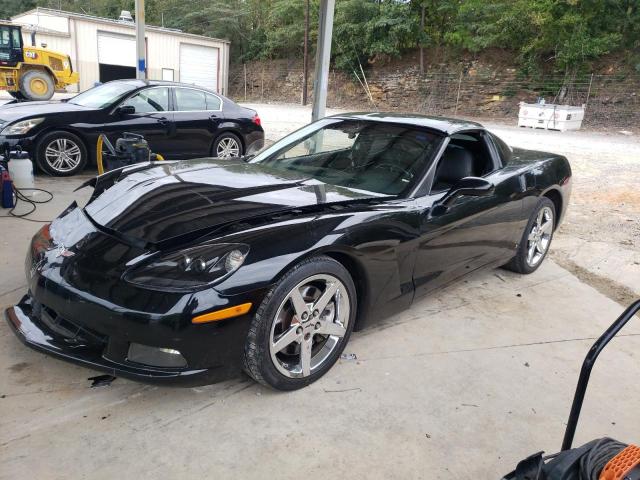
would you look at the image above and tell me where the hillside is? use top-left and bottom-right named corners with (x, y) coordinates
top-left (230, 49), bottom-right (640, 130)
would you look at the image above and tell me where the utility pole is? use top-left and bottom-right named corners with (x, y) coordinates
top-left (302, 0), bottom-right (310, 105)
top-left (135, 0), bottom-right (146, 80)
top-left (311, 0), bottom-right (335, 121)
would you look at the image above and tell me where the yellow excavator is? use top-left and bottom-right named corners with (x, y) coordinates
top-left (0, 21), bottom-right (79, 101)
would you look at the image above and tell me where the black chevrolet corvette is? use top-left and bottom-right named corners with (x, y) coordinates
top-left (6, 113), bottom-right (571, 390)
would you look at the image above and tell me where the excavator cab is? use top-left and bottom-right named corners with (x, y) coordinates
top-left (0, 23), bottom-right (24, 68)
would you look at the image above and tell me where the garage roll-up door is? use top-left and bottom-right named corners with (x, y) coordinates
top-left (179, 43), bottom-right (219, 92)
top-left (98, 32), bottom-right (136, 67)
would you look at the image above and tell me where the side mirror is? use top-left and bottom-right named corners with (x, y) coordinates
top-left (116, 105), bottom-right (135, 116)
top-left (439, 176), bottom-right (494, 208)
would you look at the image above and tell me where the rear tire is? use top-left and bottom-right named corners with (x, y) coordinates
top-left (19, 70), bottom-right (55, 101)
top-left (243, 256), bottom-right (357, 391)
top-left (212, 132), bottom-right (243, 158)
top-left (35, 131), bottom-right (87, 176)
top-left (504, 197), bottom-right (556, 274)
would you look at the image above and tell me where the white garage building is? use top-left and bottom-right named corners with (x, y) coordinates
top-left (11, 8), bottom-right (230, 94)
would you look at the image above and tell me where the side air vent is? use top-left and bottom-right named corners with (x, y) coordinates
top-left (49, 57), bottom-right (64, 71)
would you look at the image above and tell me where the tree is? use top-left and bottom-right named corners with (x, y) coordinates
top-left (4, 0), bottom-right (637, 74)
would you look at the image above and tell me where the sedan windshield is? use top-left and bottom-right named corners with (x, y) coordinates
top-left (250, 119), bottom-right (442, 195)
top-left (68, 82), bottom-right (138, 108)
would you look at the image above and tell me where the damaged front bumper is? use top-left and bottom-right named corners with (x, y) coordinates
top-left (5, 294), bottom-right (248, 387)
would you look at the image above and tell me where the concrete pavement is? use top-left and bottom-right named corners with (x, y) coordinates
top-left (1, 106), bottom-right (639, 479)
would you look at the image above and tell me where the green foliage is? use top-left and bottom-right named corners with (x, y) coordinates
top-left (450, 0), bottom-right (635, 73)
top-left (7, 0), bottom-right (639, 73)
top-left (333, 0), bottom-right (418, 72)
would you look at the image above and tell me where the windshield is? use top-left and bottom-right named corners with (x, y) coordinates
top-left (250, 119), bottom-right (442, 195)
top-left (68, 82), bottom-right (138, 108)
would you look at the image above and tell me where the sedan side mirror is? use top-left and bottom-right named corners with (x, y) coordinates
top-left (116, 105), bottom-right (135, 116)
top-left (439, 176), bottom-right (495, 208)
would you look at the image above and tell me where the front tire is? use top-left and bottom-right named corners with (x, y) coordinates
top-left (35, 131), bottom-right (88, 176)
top-left (243, 256), bottom-right (357, 391)
top-left (504, 197), bottom-right (556, 274)
top-left (19, 70), bottom-right (55, 101)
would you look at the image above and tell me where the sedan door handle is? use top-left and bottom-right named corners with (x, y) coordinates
top-left (157, 117), bottom-right (170, 126)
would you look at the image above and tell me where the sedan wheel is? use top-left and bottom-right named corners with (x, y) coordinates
top-left (45, 138), bottom-right (82, 173)
top-left (214, 134), bottom-right (242, 158)
top-left (36, 131), bottom-right (87, 176)
top-left (244, 256), bottom-right (356, 390)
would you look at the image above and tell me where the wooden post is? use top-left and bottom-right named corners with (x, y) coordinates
top-left (243, 63), bottom-right (247, 101)
top-left (261, 66), bottom-right (264, 102)
top-left (302, 0), bottom-right (310, 105)
top-left (585, 73), bottom-right (594, 109)
top-left (359, 62), bottom-right (375, 108)
top-left (454, 71), bottom-right (463, 115)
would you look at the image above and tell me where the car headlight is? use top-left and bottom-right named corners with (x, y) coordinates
top-left (123, 243), bottom-right (249, 291)
top-left (1, 117), bottom-right (45, 136)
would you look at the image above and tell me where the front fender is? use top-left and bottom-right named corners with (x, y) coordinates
top-left (212, 208), bottom-right (420, 328)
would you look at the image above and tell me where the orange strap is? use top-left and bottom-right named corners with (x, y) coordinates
top-left (600, 445), bottom-right (640, 480)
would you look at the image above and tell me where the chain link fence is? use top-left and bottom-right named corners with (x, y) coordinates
top-left (229, 60), bottom-right (640, 129)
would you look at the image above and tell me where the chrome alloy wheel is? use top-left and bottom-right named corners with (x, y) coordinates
top-left (526, 206), bottom-right (554, 267)
top-left (269, 274), bottom-right (350, 378)
top-left (44, 138), bottom-right (82, 173)
top-left (216, 137), bottom-right (241, 157)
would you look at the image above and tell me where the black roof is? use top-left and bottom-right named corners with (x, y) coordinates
top-left (329, 112), bottom-right (484, 135)
top-left (112, 79), bottom-right (207, 88)
top-left (104, 79), bottom-right (226, 97)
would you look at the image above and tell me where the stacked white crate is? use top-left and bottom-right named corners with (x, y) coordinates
top-left (518, 102), bottom-right (585, 131)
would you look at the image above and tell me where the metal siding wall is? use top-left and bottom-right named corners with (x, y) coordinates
top-left (147, 30), bottom-right (179, 81)
top-left (14, 12), bottom-right (230, 93)
top-left (147, 32), bottom-right (228, 90)
top-left (13, 12), bottom-right (69, 33)
top-left (74, 20), bottom-right (100, 91)
top-left (21, 32), bottom-right (71, 57)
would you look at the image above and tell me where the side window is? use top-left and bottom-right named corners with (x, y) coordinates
top-left (122, 88), bottom-right (169, 113)
top-left (488, 132), bottom-right (512, 165)
top-left (205, 93), bottom-right (221, 110)
top-left (276, 127), bottom-right (354, 160)
top-left (0, 29), bottom-right (9, 47)
top-left (175, 88), bottom-right (206, 111)
top-left (11, 28), bottom-right (21, 49)
top-left (432, 132), bottom-right (495, 192)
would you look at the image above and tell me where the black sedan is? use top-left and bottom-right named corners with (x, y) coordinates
top-left (6, 113), bottom-right (571, 390)
top-left (0, 79), bottom-right (264, 176)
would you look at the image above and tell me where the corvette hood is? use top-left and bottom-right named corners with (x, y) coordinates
top-left (84, 158), bottom-right (385, 245)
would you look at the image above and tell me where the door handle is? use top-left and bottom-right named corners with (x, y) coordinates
top-left (157, 117), bottom-right (170, 126)
top-left (209, 114), bottom-right (219, 121)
